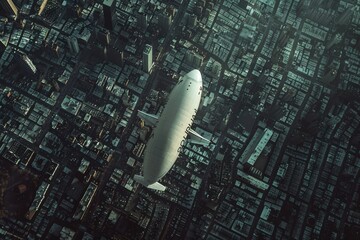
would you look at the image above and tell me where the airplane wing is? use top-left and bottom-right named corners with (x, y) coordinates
top-left (188, 129), bottom-right (211, 146)
top-left (134, 175), bottom-right (166, 191)
top-left (138, 110), bottom-right (159, 126)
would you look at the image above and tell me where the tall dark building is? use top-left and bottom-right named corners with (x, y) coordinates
top-left (103, 0), bottom-right (116, 30)
top-left (0, 40), bottom-right (6, 56)
top-left (137, 13), bottom-right (147, 31)
top-left (67, 36), bottom-right (80, 54)
top-left (13, 51), bottom-right (37, 75)
top-left (158, 12), bottom-right (171, 32)
top-left (336, 7), bottom-right (354, 26)
top-left (0, 0), bottom-right (18, 18)
top-left (106, 46), bottom-right (123, 66)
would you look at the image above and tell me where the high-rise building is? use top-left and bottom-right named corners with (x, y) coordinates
top-left (336, 7), bottom-right (354, 26)
top-left (0, 40), bottom-right (6, 57)
top-left (158, 12), bottom-right (172, 32)
top-left (107, 46), bottom-right (123, 66)
top-left (0, 0), bottom-right (18, 18)
top-left (103, 0), bottom-right (116, 30)
top-left (143, 44), bottom-right (153, 73)
top-left (67, 36), bottom-right (79, 54)
top-left (91, 44), bottom-right (106, 61)
top-left (325, 33), bottom-right (342, 50)
top-left (321, 69), bottom-right (337, 83)
top-left (241, 128), bottom-right (273, 179)
top-left (194, 6), bottom-right (203, 16)
top-left (211, 61), bottom-right (221, 76)
top-left (137, 13), bottom-right (147, 31)
top-left (166, 5), bottom-right (176, 18)
top-left (187, 14), bottom-right (197, 28)
top-left (96, 29), bottom-right (111, 45)
top-left (14, 51), bottom-right (37, 75)
top-left (185, 50), bottom-right (203, 68)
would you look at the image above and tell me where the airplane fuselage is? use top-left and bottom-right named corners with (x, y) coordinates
top-left (143, 70), bottom-right (203, 185)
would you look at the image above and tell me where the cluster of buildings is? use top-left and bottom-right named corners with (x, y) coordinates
top-left (0, 0), bottom-right (359, 239)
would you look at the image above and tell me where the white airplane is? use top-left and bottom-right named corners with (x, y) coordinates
top-left (134, 69), bottom-right (210, 191)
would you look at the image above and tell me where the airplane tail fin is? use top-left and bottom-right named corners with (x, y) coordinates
top-left (134, 175), bottom-right (166, 191)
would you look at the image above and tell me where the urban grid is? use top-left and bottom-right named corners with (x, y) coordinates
top-left (0, 0), bottom-right (360, 239)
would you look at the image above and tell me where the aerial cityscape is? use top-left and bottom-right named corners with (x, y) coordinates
top-left (0, 0), bottom-right (359, 239)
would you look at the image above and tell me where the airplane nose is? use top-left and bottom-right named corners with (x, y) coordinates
top-left (187, 69), bottom-right (202, 82)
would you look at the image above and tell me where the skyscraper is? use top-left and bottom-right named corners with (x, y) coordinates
top-left (96, 29), bottom-right (111, 45)
top-left (185, 50), bottom-right (203, 68)
top-left (137, 13), bottom-right (147, 31)
top-left (0, 40), bottom-right (6, 57)
top-left (14, 52), bottom-right (37, 75)
top-left (67, 36), bottom-right (79, 54)
top-left (103, 0), bottom-right (116, 30)
top-left (107, 46), bottom-right (123, 66)
top-left (143, 44), bottom-right (153, 73)
top-left (325, 33), bottom-right (342, 50)
top-left (158, 12), bottom-right (172, 32)
top-left (321, 69), bottom-right (337, 83)
top-left (0, 0), bottom-right (18, 18)
top-left (187, 14), bottom-right (197, 28)
top-left (336, 7), bottom-right (354, 26)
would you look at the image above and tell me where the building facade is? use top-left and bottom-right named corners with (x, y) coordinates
top-left (0, 0), bottom-right (18, 18)
top-left (67, 36), bottom-right (79, 54)
top-left (103, 0), bottom-right (116, 30)
top-left (143, 44), bottom-right (153, 73)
